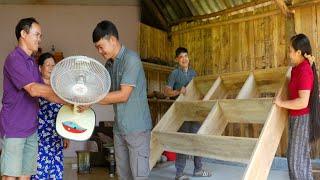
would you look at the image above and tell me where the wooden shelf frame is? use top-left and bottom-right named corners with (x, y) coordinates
top-left (150, 67), bottom-right (291, 180)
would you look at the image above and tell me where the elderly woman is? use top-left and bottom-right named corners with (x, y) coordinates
top-left (31, 52), bottom-right (69, 180)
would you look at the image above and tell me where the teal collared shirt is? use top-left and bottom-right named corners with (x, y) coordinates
top-left (105, 46), bottom-right (152, 134)
top-left (167, 67), bottom-right (197, 90)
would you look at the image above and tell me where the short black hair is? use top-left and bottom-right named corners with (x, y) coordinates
top-left (15, 17), bottom-right (39, 40)
top-left (38, 52), bottom-right (54, 66)
top-left (92, 20), bottom-right (119, 43)
top-left (175, 47), bottom-right (188, 57)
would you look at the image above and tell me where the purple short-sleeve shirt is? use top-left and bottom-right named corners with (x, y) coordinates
top-left (0, 47), bottom-right (42, 138)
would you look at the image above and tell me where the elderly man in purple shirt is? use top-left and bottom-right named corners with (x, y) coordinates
top-left (0, 17), bottom-right (64, 180)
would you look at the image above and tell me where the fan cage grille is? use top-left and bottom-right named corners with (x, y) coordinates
top-left (51, 56), bottom-right (111, 105)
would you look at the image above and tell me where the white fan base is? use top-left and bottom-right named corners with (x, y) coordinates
top-left (56, 105), bottom-right (95, 141)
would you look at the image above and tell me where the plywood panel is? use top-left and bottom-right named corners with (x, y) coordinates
top-left (219, 99), bottom-right (273, 124)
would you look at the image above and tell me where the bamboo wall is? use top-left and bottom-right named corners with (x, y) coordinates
top-left (294, 1), bottom-right (320, 69)
top-left (140, 1), bottom-right (320, 158)
top-left (139, 23), bottom-right (172, 63)
top-left (170, 4), bottom-right (288, 76)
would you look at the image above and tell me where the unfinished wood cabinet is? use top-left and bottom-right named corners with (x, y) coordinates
top-left (150, 67), bottom-right (291, 180)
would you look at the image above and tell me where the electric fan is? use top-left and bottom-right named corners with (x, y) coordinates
top-left (51, 55), bottom-right (111, 141)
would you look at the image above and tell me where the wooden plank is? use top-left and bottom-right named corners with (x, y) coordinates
top-left (253, 67), bottom-right (288, 79)
top-left (152, 104), bottom-right (183, 132)
top-left (273, 0), bottom-right (293, 17)
top-left (291, 0), bottom-right (320, 9)
top-left (142, 62), bottom-right (174, 73)
top-left (142, 0), bottom-right (169, 31)
top-left (236, 73), bottom-right (259, 99)
top-left (257, 83), bottom-right (282, 94)
top-left (147, 70), bottom-right (160, 93)
top-left (253, 67), bottom-right (288, 94)
top-left (193, 74), bottom-right (219, 82)
top-left (220, 24), bottom-right (231, 73)
top-left (198, 103), bottom-right (227, 135)
top-left (212, 27), bottom-right (221, 74)
top-left (174, 101), bottom-right (216, 122)
top-left (220, 71), bottom-right (250, 91)
top-left (230, 23), bottom-right (241, 72)
top-left (264, 15), bottom-right (273, 69)
top-left (203, 76), bottom-right (226, 100)
top-left (177, 79), bottom-right (202, 101)
top-left (240, 21), bottom-right (250, 71)
top-left (194, 75), bottom-right (218, 97)
top-left (272, 15), bottom-right (280, 67)
top-left (243, 68), bottom-right (290, 180)
top-left (150, 103), bottom-right (184, 169)
top-left (219, 99), bottom-right (273, 124)
top-left (139, 23), bottom-right (171, 61)
top-left (254, 17), bottom-right (265, 69)
top-left (172, 10), bottom-right (281, 34)
top-left (154, 131), bottom-right (258, 164)
top-left (149, 134), bottom-right (165, 169)
top-left (248, 20), bottom-right (255, 70)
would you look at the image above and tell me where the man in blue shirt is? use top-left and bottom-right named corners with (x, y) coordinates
top-left (164, 47), bottom-right (212, 180)
top-left (92, 20), bottom-right (152, 180)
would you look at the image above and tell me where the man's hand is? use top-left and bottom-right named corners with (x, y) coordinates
top-left (180, 87), bottom-right (186, 95)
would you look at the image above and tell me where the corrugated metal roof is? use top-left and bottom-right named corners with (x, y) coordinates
top-left (141, 0), bottom-right (273, 31)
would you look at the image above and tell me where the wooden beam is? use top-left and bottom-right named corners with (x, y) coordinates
top-left (171, 0), bottom-right (318, 34)
top-left (149, 134), bottom-right (165, 169)
top-left (198, 103), bottom-right (228, 135)
top-left (171, 0), bottom-right (272, 25)
top-left (219, 99), bottom-right (274, 124)
top-left (194, 75), bottom-right (218, 97)
top-left (273, 0), bottom-right (293, 17)
top-left (236, 73), bottom-right (259, 99)
top-left (193, 74), bottom-right (219, 82)
top-left (177, 79), bottom-right (202, 101)
top-left (202, 71), bottom-right (251, 100)
top-left (172, 9), bottom-right (280, 34)
top-left (291, 0), bottom-right (320, 9)
top-left (150, 103), bottom-right (185, 169)
top-left (142, 0), bottom-right (169, 31)
top-left (154, 131), bottom-right (258, 163)
top-left (285, 4), bottom-right (296, 66)
top-left (203, 76), bottom-right (227, 100)
top-left (142, 62), bottom-right (174, 73)
top-left (152, 104), bottom-right (182, 132)
top-left (243, 68), bottom-right (291, 180)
